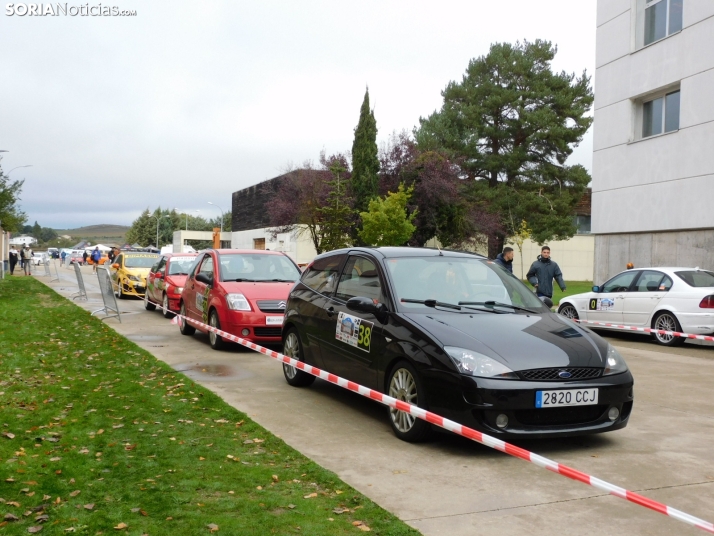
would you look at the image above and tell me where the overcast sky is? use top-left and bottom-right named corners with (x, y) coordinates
top-left (0, 0), bottom-right (597, 229)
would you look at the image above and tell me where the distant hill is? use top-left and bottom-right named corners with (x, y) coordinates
top-left (54, 224), bottom-right (130, 244)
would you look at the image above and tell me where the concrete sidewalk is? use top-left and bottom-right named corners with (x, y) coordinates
top-left (31, 264), bottom-right (714, 535)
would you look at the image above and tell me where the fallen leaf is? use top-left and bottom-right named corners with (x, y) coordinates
top-left (5, 478), bottom-right (15, 482)
top-left (27, 527), bottom-right (43, 533)
top-left (43, 495), bottom-right (51, 500)
top-left (69, 478), bottom-right (75, 484)
top-left (78, 449), bottom-right (89, 454)
top-left (114, 522), bottom-right (128, 530)
top-left (69, 490), bottom-right (81, 497)
top-left (199, 457), bottom-right (205, 461)
top-left (140, 510), bottom-right (147, 517)
top-left (207, 523), bottom-right (219, 532)
top-left (256, 486), bottom-right (262, 490)
top-left (83, 504), bottom-right (94, 510)
top-left (333, 507), bottom-right (350, 514)
top-left (2, 432), bottom-right (15, 439)
top-left (124, 444), bottom-right (136, 451)
top-left (34, 514), bottom-right (49, 523)
top-left (97, 430), bottom-right (104, 435)
top-left (4, 513), bottom-right (19, 521)
top-left (271, 475), bottom-right (279, 482)
top-left (303, 493), bottom-right (317, 499)
top-left (7, 501), bottom-right (21, 507)
top-left (131, 508), bottom-right (140, 513)
top-left (165, 517), bottom-right (173, 520)
top-left (112, 424), bottom-right (124, 429)
top-left (335, 490), bottom-right (343, 495)
top-left (287, 504), bottom-right (296, 509)
top-left (49, 457), bottom-right (61, 462)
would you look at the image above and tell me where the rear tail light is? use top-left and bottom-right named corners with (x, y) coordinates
top-left (699, 295), bottom-right (714, 309)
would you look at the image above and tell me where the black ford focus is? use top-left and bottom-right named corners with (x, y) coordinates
top-left (281, 247), bottom-right (634, 442)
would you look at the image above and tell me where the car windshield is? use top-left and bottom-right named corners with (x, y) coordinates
top-left (124, 255), bottom-right (159, 268)
top-left (168, 256), bottom-right (197, 275)
top-left (384, 256), bottom-right (547, 312)
top-left (675, 270), bottom-right (714, 288)
top-left (218, 253), bottom-right (300, 282)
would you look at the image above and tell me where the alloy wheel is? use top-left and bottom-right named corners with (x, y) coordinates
top-left (283, 332), bottom-right (299, 380)
top-left (389, 368), bottom-right (418, 433)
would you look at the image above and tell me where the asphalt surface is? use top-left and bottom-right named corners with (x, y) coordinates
top-left (31, 263), bottom-right (714, 535)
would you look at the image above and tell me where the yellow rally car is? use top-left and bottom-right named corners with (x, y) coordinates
top-left (110, 252), bottom-right (159, 299)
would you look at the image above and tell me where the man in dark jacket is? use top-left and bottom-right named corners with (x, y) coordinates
top-left (526, 246), bottom-right (566, 299)
top-left (494, 247), bottom-right (514, 273)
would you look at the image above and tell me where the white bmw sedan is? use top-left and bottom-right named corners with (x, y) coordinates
top-left (557, 267), bottom-right (714, 346)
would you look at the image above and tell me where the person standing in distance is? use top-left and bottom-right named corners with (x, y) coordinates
top-left (91, 246), bottom-right (101, 273)
top-left (526, 246), bottom-right (566, 300)
top-left (494, 247), bottom-right (514, 273)
top-left (22, 244), bottom-right (33, 276)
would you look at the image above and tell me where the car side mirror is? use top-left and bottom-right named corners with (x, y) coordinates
top-left (539, 296), bottom-right (553, 308)
top-left (346, 297), bottom-right (389, 323)
top-left (195, 272), bottom-right (213, 286)
top-left (592, 285), bottom-right (600, 293)
top-left (112, 263), bottom-right (120, 269)
top-left (156, 272), bottom-right (164, 279)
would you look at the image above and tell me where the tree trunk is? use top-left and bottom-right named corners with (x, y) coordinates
top-left (488, 234), bottom-right (504, 259)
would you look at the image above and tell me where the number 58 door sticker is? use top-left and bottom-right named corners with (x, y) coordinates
top-left (335, 312), bottom-right (373, 353)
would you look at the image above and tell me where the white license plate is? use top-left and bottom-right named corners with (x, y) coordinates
top-left (535, 388), bottom-right (598, 408)
top-left (265, 316), bottom-right (284, 326)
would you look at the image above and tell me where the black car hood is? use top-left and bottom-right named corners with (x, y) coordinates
top-left (403, 311), bottom-right (607, 371)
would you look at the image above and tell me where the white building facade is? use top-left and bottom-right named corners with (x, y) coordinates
top-left (9, 235), bottom-right (37, 246)
top-left (593, 0), bottom-right (714, 284)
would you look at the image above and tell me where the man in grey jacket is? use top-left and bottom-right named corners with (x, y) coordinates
top-left (526, 246), bottom-right (566, 299)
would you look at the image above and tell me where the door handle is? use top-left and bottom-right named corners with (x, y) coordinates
top-left (326, 306), bottom-right (335, 317)
top-left (617, 295), bottom-right (624, 299)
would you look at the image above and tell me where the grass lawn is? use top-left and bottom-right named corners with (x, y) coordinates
top-left (0, 277), bottom-right (420, 535)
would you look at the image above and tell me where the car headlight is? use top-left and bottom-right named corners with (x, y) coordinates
top-left (225, 293), bottom-right (251, 311)
top-left (128, 274), bottom-right (140, 282)
top-left (603, 344), bottom-right (628, 376)
top-left (174, 287), bottom-right (183, 294)
top-left (444, 347), bottom-right (518, 379)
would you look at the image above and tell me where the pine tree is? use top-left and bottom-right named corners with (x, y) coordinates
top-left (317, 155), bottom-right (354, 253)
top-left (417, 40), bottom-right (593, 257)
top-left (351, 88), bottom-right (380, 215)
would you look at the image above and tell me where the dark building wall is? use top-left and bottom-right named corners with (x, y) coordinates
top-left (231, 175), bottom-right (286, 232)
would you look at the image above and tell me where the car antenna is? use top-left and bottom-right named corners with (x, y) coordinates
top-left (437, 244), bottom-right (443, 256)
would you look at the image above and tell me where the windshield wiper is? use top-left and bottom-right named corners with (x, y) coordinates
top-left (401, 298), bottom-right (462, 311)
top-left (268, 279), bottom-right (296, 282)
top-left (225, 278), bottom-right (259, 282)
top-left (459, 301), bottom-right (537, 314)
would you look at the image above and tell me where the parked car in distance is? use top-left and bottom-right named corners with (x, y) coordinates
top-left (109, 252), bottom-right (160, 298)
top-left (558, 267), bottom-right (714, 346)
top-left (87, 253), bottom-right (110, 266)
top-left (178, 249), bottom-right (301, 349)
top-left (145, 253), bottom-right (198, 317)
top-left (281, 247), bottom-right (634, 442)
top-left (68, 249), bottom-right (86, 265)
top-left (31, 252), bottom-right (48, 265)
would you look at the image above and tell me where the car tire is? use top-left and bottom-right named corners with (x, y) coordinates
top-left (387, 361), bottom-right (433, 442)
top-left (162, 293), bottom-right (174, 318)
top-left (144, 292), bottom-right (156, 311)
top-left (208, 309), bottom-right (226, 350)
top-left (282, 328), bottom-right (315, 387)
top-left (116, 281), bottom-right (125, 299)
top-left (178, 302), bottom-right (195, 336)
top-left (652, 311), bottom-right (685, 347)
top-left (557, 303), bottom-right (579, 321)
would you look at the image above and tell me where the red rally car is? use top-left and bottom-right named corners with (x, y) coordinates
top-left (145, 253), bottom-right (198, 318)
top-left (178, 249), bottom-right (302, 349)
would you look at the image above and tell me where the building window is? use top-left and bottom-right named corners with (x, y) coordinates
top-left (574, 215), bottom-right (591, 235)
top-left (642, 90), bottom-right (680, 138)
top-left (637, 0), bottom-right (683, 49)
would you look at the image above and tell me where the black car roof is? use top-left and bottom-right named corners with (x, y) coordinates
top-left (315, 246), bottom-right (488, 260)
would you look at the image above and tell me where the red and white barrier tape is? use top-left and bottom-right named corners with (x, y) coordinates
top-left (163, 309), bottom-right (714, 533)
top-left (573, 319), bottom-right (714, 342)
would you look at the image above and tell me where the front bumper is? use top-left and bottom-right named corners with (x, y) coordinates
top-left (423, 369), bottom-right (634, 439)
top-left (220, 310), bottom-right (284, 342)
top-left (118, 277), bottom-right (147, 297)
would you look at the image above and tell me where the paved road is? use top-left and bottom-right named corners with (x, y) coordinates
top-left (34, 264), bottom-right (714, 535)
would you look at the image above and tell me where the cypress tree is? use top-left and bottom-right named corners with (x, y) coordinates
top-left (351, 88), bottom-right (380, 215)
